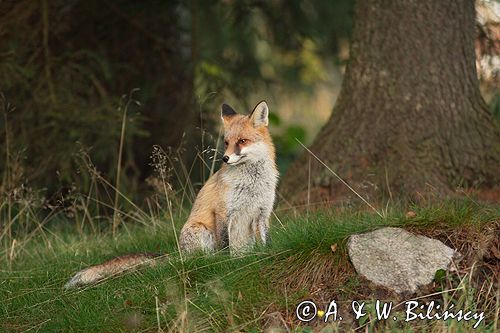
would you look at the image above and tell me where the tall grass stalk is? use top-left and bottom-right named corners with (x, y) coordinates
top-left (296, 139), bottom-right (384, 218)
top-left (1, 94), bottom-right (13, 245)
top-left (112, 89), bottom-right (140, 236)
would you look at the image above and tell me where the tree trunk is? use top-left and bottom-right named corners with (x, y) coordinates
top-left (280, 0), bottom-right (500, 204)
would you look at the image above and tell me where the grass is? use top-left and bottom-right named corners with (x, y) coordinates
top-left (0, 199), bottom-right (498, 332)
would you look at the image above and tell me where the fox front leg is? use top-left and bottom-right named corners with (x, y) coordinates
top-left (215, 211), bottom-right (230, 249)
top-left (254, 208), bottom-right (271, 245)
top-left (227, 216), bottom-right (255, 255)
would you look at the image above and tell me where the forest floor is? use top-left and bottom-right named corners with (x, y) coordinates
top-left (0, 199), bottom-right (499, 332)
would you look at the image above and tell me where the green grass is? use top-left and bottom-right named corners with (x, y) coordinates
top-left (1, 199), bottom-right (498, 332)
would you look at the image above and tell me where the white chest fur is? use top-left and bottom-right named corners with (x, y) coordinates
top-left (222, 159), bottom-right (278, 219)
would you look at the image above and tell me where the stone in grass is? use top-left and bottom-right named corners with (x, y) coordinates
top-left (347, 227), bottom-right (458, 294)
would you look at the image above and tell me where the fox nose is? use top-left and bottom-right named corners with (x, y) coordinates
top-left (222, 155), bottom-right (229, 163)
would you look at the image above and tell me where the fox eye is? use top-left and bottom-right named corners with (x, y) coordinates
top-left (224, 140), bottom-right (229, 147)
top-left (238, 139), bottom-right (247, 145)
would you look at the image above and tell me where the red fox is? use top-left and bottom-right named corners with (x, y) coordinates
top-left (65, 101), bottom-right (278, 288)
top-left (180, 101), bottom-right (278, 253)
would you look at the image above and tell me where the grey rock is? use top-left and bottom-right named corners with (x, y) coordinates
top-left (347, 227), bottom-right (458, 294)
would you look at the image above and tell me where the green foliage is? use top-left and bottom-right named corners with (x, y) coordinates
top-left (434, 269), bottom-right (447, 284)
top-left (269, 111), bottom-right (308, 173)
top-left (192, 0), bottom-right (353, 101)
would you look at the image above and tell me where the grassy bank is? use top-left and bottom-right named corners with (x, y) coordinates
top-left (1, 199), bottom-right (499, 332)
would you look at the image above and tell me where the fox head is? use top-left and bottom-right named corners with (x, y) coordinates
top-left (220, 101), bottom-right (275, 166)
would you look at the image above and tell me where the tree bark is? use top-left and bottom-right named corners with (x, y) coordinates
top-left (280, 0), bottom-right (500, 204)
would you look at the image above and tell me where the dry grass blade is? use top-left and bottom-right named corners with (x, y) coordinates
top-left (296, 139), bottom-right (384, 218)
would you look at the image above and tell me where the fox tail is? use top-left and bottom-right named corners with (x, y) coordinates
top-left (64, 253), bottom-right (160, 289)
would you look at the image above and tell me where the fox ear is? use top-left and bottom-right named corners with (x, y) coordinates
top-left (250, 101), bottom-right (269, 128)
top-left (221, 103), bottom-right (237, 123)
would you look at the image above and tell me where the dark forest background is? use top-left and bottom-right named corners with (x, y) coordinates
top-left (0, 0), bottom-right (352, 199)
top-left (0, 0), bottom-right (499, 222)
